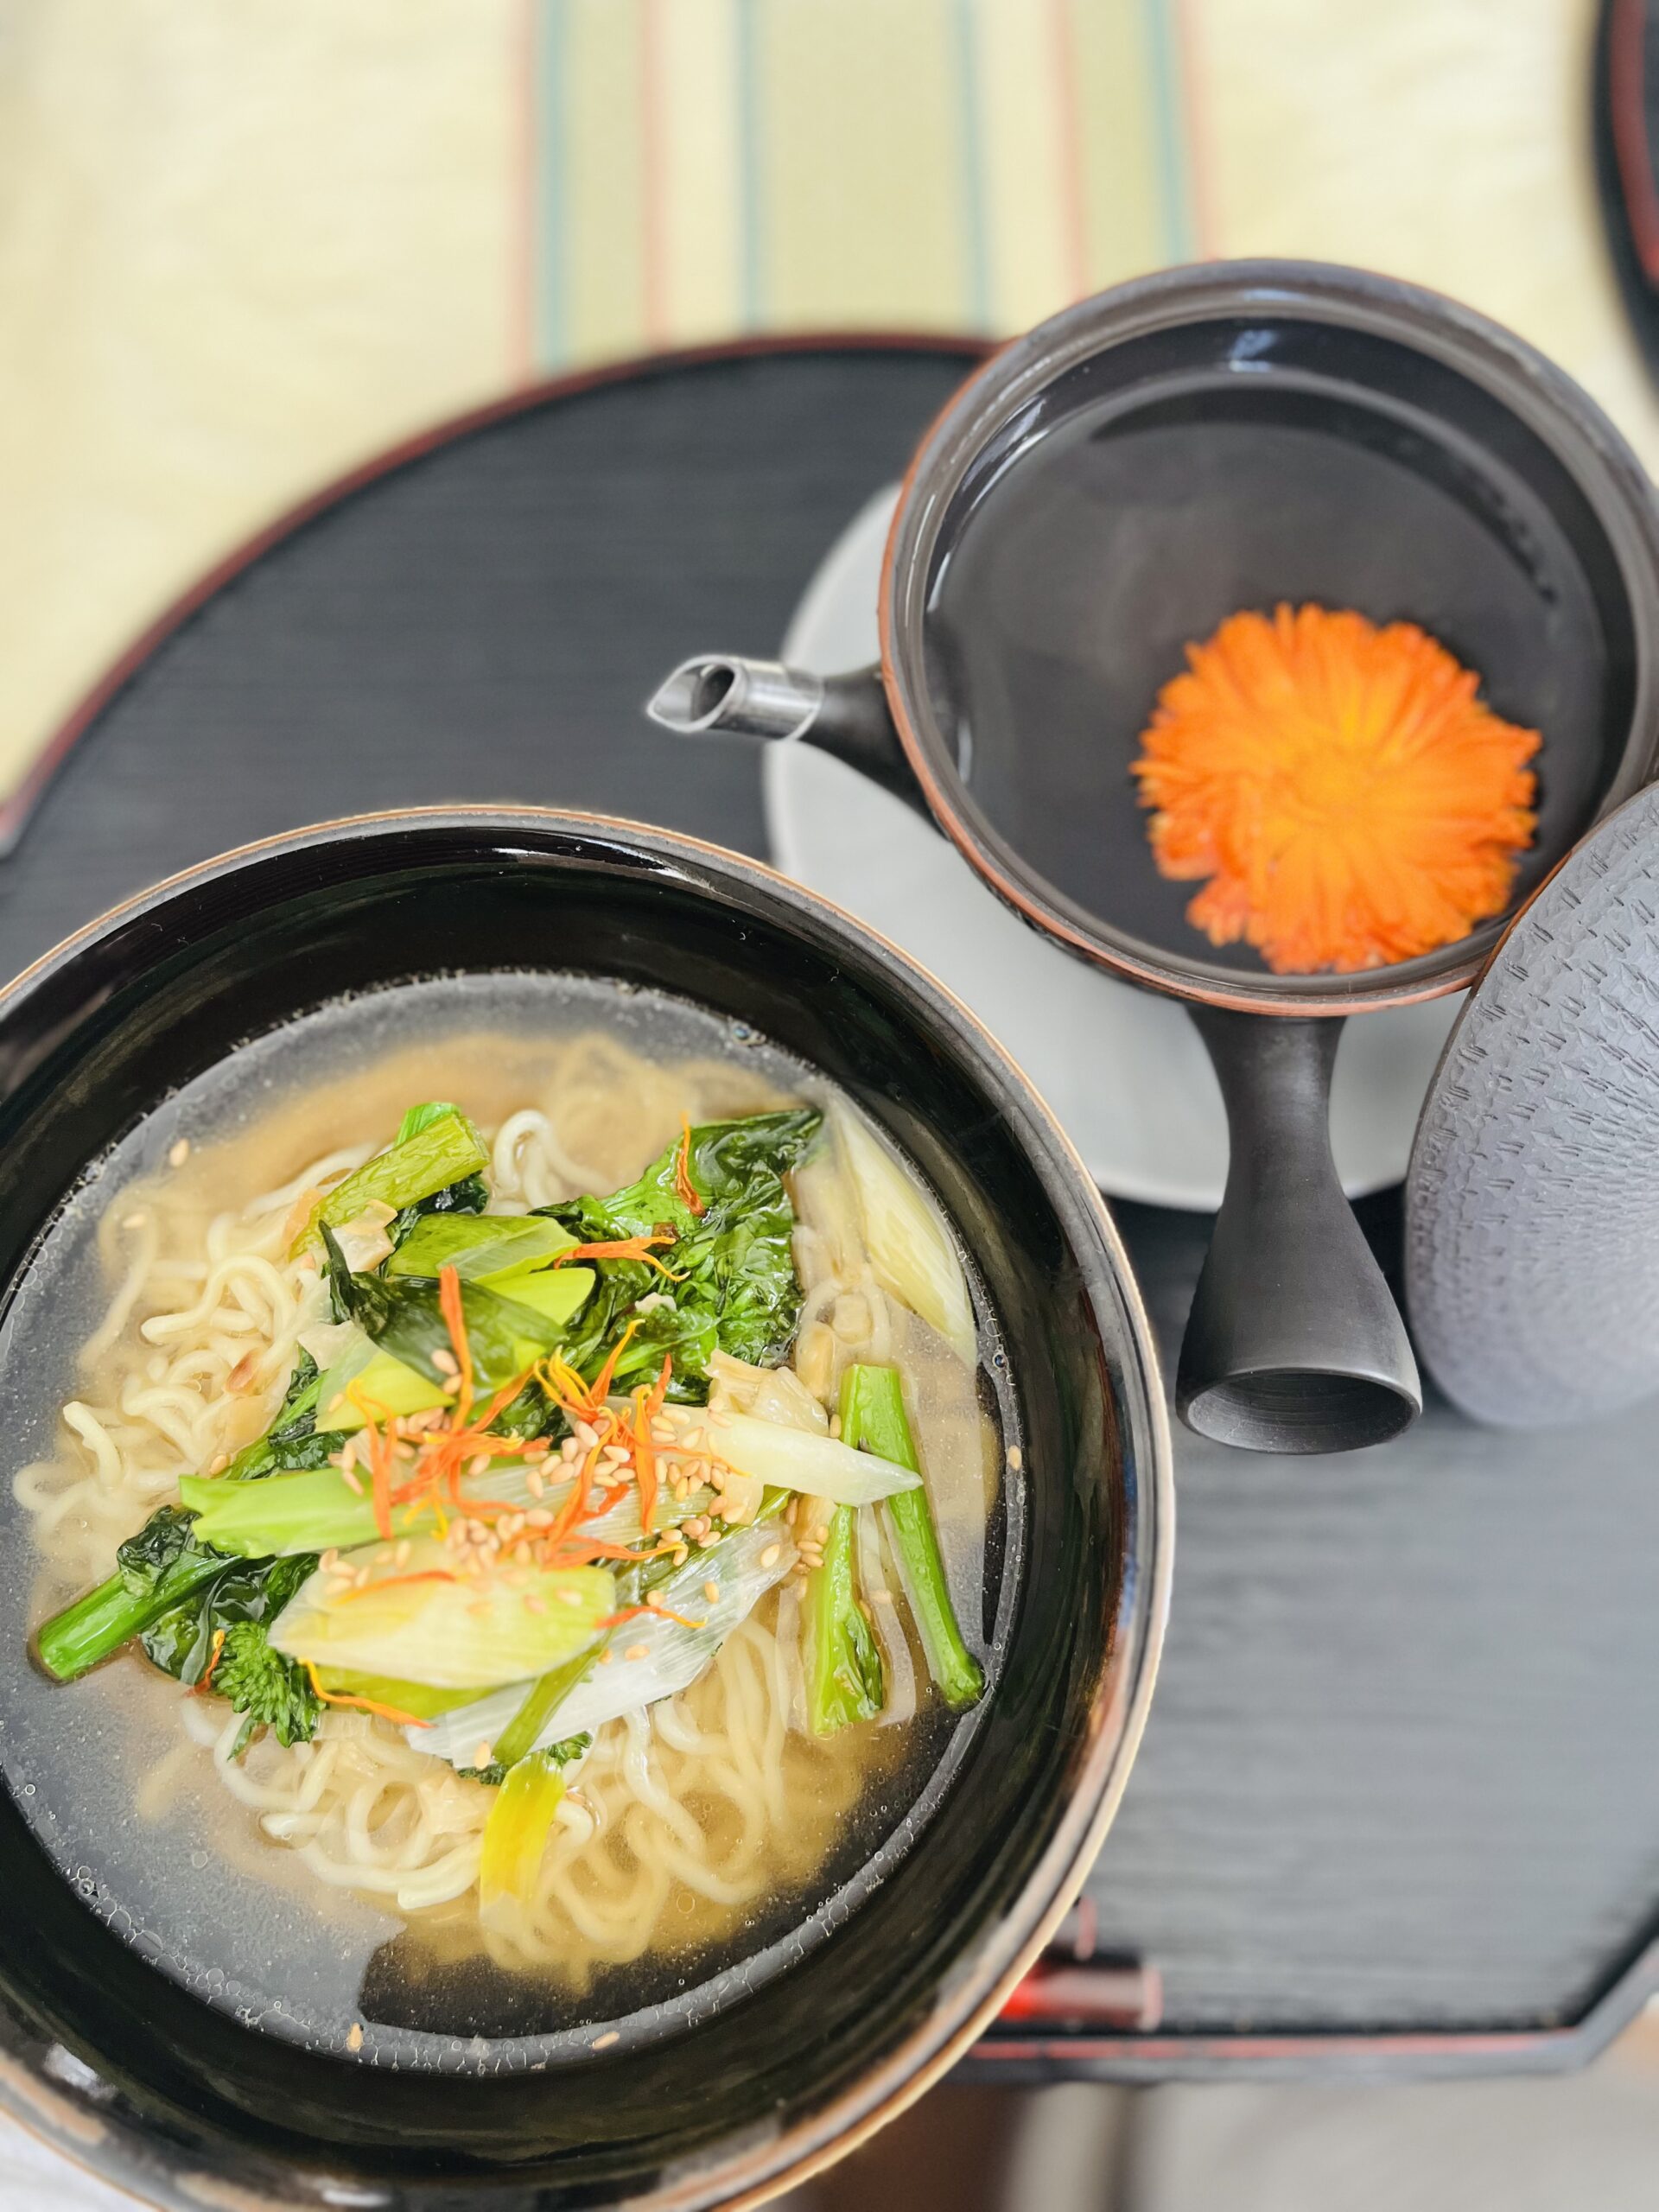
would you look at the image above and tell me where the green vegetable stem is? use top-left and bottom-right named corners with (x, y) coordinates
top-left (802, 1485), bottom-right (885, 1737)
top-left (839, 1363), bottom-right (984, 1710)
top-left (35, 1506), bottom-right (228, 1681)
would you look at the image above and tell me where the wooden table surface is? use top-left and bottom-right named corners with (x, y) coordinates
top-left (8, 341), bottom-right (1659, 2078)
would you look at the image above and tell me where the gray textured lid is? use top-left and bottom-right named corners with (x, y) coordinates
top-left (1407, 780), bottom-right (1659, 1427)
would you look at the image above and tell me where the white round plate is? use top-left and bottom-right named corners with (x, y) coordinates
top-left (766, 486), bottom-right (1460, 1210)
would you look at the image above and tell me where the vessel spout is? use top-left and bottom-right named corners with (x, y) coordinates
top-left (646, 657), bottom-right (825, 742)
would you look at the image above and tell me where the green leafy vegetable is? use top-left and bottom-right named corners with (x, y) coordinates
top-left (545, 1107), bottom-right (822, 1394)
top-left (387, 1212), bottom-right (580, 1282)
top-left (34, 1503), bottom-right (326, 1760)
top-left (139, 1548), bottom-right (321, 1755)
top-left (219, 1351), bottom-right (342, 1484)
top-left (35, 1506), bottom-right (229, 1681)
top-left (841, 1363), bottom-right (983, 1711)
top-left (292, 1108), bottom-right (488, 1257)
top-left (386, 1102), bottom-right (490, 1245)
top-left (213, 1622), bottom-right (321, 1757)
top-left (321, 1224), bottom-right (577, 1395)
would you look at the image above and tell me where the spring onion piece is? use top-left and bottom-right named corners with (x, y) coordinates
top-left (835, 1111), bottom-right (976, 1364)
top-left (269, 1539), bottom-right (613, 1690)
top-left (413, 1516), bottom-right (796, 1765)
top-left (802, 1482), bottom-right (884, 1736)
top-left (842, 1363), bottom-right (983, 1710)
top-left (478, 1742), bottom-right (587, 1929)
top-left (481, 1643), bottom-right (598, 1777)
top-left (653, 1405), bottom-right (922, 1508)
top-left (386, 1213), bottom-right (581, 1283)
top-left (291, 1109), bottom-right (488, 1257)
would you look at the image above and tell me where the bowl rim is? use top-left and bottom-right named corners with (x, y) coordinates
top-left (878, 256), bottom-right (1659, 1017)
top-left (0, 803), bottom-right (1173, 2212)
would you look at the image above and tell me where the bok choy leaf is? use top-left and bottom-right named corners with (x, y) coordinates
top-left (545, 1106), bottom-right (822, 1390)
top-left (291, 1109), bottom-right (489, 1257)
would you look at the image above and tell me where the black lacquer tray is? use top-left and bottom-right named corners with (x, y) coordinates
top-left (10, 339), bottom-right (1659, 2083)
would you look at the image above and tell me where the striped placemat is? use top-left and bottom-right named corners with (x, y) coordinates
top-left (0, 0), bottom-right (1650, 812)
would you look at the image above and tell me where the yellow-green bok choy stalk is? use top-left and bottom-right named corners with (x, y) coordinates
top-left (412, 1517), bottom-right (798, 1769)
top-left (269, 1538), bottom-right (614, 1691)
top-left (179, 1454), bottom-right (720, 1563)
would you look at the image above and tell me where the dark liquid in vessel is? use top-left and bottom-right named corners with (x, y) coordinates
top-left (925, 334), bottom-right (1633, 972)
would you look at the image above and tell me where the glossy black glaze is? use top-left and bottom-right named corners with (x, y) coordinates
top-left (785, 264), bottom-right (1659, 1452)
top-left (0, 810), bottom-right (1168, 2210)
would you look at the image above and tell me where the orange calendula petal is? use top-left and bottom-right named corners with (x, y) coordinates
top-left (1130, 603), bottom-right (1539, 975)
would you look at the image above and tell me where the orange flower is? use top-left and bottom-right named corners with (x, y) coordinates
top-left (1131, 603), bottom-right (1540, 975)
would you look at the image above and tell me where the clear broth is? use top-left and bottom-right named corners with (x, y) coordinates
top-left (0, 974), bottom-right (1018, 2068)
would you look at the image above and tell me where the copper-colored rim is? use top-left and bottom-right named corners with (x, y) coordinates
top-left (0, 804), bottom-right (1173, 2212)
top-left (1610, 0), bottom-right (1659, 283)
top-left (875, 263), bottom-right (1659, 1019)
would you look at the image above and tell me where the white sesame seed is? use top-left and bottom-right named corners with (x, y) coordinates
top-left (168, 1138), bottom-right (190, 1168)
top-left (624, 1643), bottom-right (651, 1662)
top-left (702, 1580), bottom-right (720, 1605)
top-left (760, 1544), bottom-right (781, 1569)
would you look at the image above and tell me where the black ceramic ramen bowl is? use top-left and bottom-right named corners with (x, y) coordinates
top-left (0, 810), bottom-right (1170, 2211)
